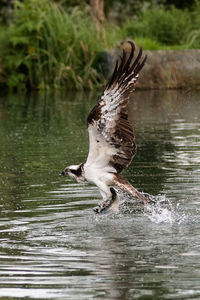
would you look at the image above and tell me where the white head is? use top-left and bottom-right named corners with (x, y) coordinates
top-left (61, 163), bottom-right (85, 183)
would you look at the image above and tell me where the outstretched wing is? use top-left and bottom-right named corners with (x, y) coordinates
top-left (86, 41), bottom-right (147, 173)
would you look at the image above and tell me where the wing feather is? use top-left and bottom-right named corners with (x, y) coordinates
top-left (86, 41), bottom-right (147, 173)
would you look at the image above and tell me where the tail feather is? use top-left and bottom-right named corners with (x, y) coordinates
top-left (113, 174), bottom-right (148, 206)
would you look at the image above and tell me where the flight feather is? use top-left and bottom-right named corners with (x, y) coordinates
top-left (86, 41), bottom-right (147, 174)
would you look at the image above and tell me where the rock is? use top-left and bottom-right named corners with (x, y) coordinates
top-left (139, 49), bottom-right (200, 89)
top-left (102, 46), bottom-right (200, 89)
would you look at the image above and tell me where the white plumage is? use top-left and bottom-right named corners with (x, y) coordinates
top-left (62, 41), bottom-right (148, 213)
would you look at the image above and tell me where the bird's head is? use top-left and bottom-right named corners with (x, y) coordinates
top-left (61, 163), bottom-right (85, 183)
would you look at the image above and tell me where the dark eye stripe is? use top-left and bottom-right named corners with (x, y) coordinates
top-left (70, 165), bottom-right (83, 177)
top-left (70, 169), bottom-right (77, 175)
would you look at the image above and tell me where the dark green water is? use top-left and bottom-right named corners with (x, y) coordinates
top-left (0, 90), bottom-right (200, 299)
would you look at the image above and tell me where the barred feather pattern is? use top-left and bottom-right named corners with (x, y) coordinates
top-left (86, 41), bottom-right (147, 173)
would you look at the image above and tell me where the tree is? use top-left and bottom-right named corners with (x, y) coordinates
top-left (90, 0), bottom-right (105, 41)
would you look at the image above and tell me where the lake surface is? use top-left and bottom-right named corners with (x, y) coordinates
top-left (0, 90), bottom-right (200, 299)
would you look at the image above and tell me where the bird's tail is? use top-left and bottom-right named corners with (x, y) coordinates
top-left (113, 174), bottom-right (148, 206)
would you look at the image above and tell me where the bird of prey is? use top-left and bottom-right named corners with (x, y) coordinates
top-left (61, 41), bottom-right (148, 213)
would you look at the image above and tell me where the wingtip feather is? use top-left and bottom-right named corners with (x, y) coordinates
top-left (106, 41), bottom-right (147, 91)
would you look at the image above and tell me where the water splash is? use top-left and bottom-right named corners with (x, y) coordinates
top-left (144, 195), bottom-right (187, 225)
top-left (113, 191), bottom-right (189, 225)
top-left (90, 190), bottom-right (198, 226)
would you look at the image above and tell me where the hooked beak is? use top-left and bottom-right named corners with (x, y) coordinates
top-left (61, 170), bottom-right (68, 176)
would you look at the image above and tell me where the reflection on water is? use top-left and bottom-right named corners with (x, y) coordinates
top-left (0, 90), bottom-right (200, 299)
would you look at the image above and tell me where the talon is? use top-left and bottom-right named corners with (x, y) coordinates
top-left (93, 205), bottom-right (101, 214)
top-left (93, 187), bottom-right (119, 213)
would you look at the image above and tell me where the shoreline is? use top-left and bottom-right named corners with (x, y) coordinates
top-left (103, 48), bottom-right (200, 90)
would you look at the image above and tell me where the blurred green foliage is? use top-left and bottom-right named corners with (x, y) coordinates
top-left (0, 0), bottom-right (196, 24)
top-left (123, 6), bottom-right (191, 46)
top-left (122, 1), bottom-right (200, 49)
top-left (0, 0), bottom-right (107, 90)
top-left (0, 0), bottom-right (200, 91)
top-left (0, 0), bottom-right (13, 23)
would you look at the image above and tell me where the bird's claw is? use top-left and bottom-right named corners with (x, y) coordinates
top-left (93, 200), bottom-right (111, 214)
top-left (93, 187), bottom-right (119, 214)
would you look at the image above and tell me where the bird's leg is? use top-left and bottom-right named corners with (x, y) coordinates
top-left (93, 188), bottom-right (117, 213)
top-left (93, 183), bottom-right (119, 213)
top-left (99, 189), bottom-right (108, 202)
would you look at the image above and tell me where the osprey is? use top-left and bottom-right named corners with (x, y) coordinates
top-left (61, 41), bottom-right (148, 213)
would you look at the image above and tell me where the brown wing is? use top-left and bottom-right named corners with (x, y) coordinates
top-left (113, 174), bottom-right (148, 205)
top-left (86, 41), bottom-right (147, 173)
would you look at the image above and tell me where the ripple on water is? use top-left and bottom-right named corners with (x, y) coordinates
top-left (1, 90), bottom-right (200, 299)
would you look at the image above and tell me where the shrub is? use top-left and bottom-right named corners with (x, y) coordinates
top-left (2, 0), bottom-right (106, 90)
top-left (123, 6), bottom-right (191, 46)
top-left (1, 0), bottom-right (200, 91)
top-left (185, 0), bottom-right (200, 48)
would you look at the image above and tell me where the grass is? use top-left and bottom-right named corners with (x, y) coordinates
top-left (1, 0), bottom-right (200, 91)
top-left (1, 0), bottom-right (108, 90)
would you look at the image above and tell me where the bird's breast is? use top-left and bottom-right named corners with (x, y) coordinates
top-left (84, 165), bottom-right (114, 185)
